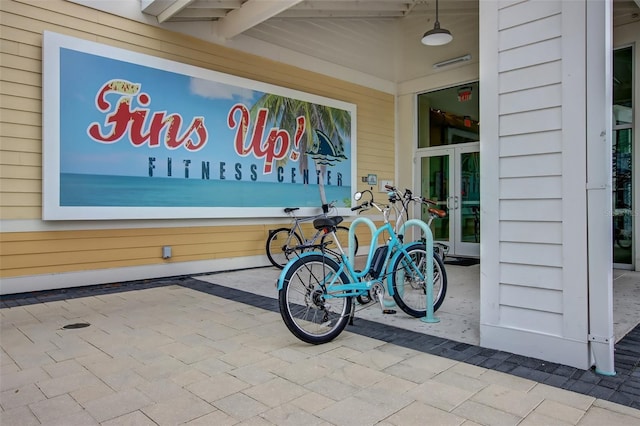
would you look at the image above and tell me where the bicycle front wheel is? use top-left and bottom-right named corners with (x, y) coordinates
top-left (266, 228), bottom-right (303, 269)
top-left (278, 254), bottom-right (352, 344)
top-left (320, 226), bottom-right (359, 259)
top-left (390, 243), bottom-right (448, 318)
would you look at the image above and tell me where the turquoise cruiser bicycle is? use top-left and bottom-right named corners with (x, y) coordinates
top-left (276, 189), bottom-right (445, 344)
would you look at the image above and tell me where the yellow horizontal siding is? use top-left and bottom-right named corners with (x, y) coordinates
top-left (1, 224), bottom-right (265, 241)
top-left (0, 81), bottom-right (41, 100)
top-left (0, 179), bottom-right (41, 193)
top-left (0, 207), bottom-right (40, 219)
top-left (0, 164), bottom-right (40, 179)
top-left (0, 137), bottom-right (41, 153)
top-left (1, 108), bottom-right (41, 127)
top-left (1, 66), bottom-right (41, 87)
top-left (359, 142), bottom-right (396, 156)
top-left (1, 123), bottom-right (41, 140)
top-left (1, 95), bottom-right (42, 114)
top-left (1, 52), bottom-right (40, 73)
top-left (0, 0), bottom-right (394, 279)
top-left (0, 36), bottom-right (41, 58)
top-left (0, 151), bottom-right (41, 167)
top-left (0, 225), bottom-right (269, 277)
top-left (0, 192), bottom-right (40, 206)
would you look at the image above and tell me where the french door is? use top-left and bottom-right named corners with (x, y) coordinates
top-left (418, 143), bottom-right (480, 258)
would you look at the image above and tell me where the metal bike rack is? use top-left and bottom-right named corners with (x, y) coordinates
top-left (348, 217), bottom-right (439, 324)
top-left (398, 219), bottom-right (439, 323)
top-left (348, 217), bottom-right (377, 264)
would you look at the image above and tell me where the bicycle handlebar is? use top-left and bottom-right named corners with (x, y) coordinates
top-left (352, 200), bottom-right (385, 213)
top-left (351, 190), bottom-right (385, 215)
top-left (351, 202), bottom-right (369, 211)
top-left (384, 184), bottom-right (439, 207)
top-left (352, 183), bottom-right (448, 235)
top-left (382, 184), bottom-right (446, 222)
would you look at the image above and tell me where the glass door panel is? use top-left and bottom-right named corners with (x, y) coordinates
top-left (455, 147), bottom-right (480, 257)
top-left (420, 154), bottom-right (450, 242)
top-left (459, 151), bottom-right (480, 244)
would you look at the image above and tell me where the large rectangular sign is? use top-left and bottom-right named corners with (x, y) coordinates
top-left (42, 32), bottom-right (356, 220)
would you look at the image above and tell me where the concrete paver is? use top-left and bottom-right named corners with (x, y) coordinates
top-left (0, 269), bottom-right (639, 425)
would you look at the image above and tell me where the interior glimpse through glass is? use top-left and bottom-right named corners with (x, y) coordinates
top-left (417, 82), bottom-right (479, 148)
top-left (612, 46), bottom-right (633, 265)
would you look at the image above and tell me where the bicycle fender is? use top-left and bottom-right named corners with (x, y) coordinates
top-left (276, 251), bottom-right (325, 290)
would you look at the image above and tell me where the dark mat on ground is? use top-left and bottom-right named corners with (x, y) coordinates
top-left (444, 257), bottom-right (480, 266)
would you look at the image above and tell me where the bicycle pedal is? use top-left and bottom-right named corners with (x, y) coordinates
top-left (382, 309), bottom-right (397, 315)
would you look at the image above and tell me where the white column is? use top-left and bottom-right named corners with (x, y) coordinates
top-left (586, 0), bottom-right (616, 376)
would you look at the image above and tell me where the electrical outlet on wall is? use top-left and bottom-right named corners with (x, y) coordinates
top-left (379, 180), bottom-right (393, 192)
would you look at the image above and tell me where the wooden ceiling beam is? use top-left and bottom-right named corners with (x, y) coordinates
top-left (216, 0), bottom-right (304, 39)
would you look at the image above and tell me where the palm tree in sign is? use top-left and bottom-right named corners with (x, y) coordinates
top-left (250, 94), bottom-right (351, 204)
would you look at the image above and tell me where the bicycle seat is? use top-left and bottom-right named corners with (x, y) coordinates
top-left (428, 207), bottom-right (447, 218)
top-left (313, 216), bottom-right (344, 230)
top-left (284, 207), bottom-right (300, 213)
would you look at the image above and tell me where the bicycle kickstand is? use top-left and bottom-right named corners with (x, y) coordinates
top-left (348, 299), bottom-right (356, 325)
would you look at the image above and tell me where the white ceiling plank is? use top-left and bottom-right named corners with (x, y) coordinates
top-left (157, 0), bottom-right (197, 23)
top-left (216, 0), bottom-right (304, 40)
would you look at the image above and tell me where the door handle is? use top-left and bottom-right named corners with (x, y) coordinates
top-left (454, 196), bottom-right (459, 210)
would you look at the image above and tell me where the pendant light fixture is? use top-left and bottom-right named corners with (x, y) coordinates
top-left (421, 0), bottom-right (453, 46)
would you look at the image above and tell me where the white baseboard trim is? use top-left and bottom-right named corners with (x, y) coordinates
top-left (0, 256), bottom-right (270, 295)
top-left (480, 323), bottom-right (590, 370)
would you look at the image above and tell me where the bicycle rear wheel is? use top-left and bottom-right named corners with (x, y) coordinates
top-left (320, 226), bottom-right (359, 258)
top-left (278, 254), bottom-right (352, 344)
top-left (266, 228), bottom-right (303, 269)
top-left (390, 243), bottom-right (447, 318)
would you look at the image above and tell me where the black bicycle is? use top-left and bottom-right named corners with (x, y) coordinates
top-left (266, 202), bottom-right (359, 269)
